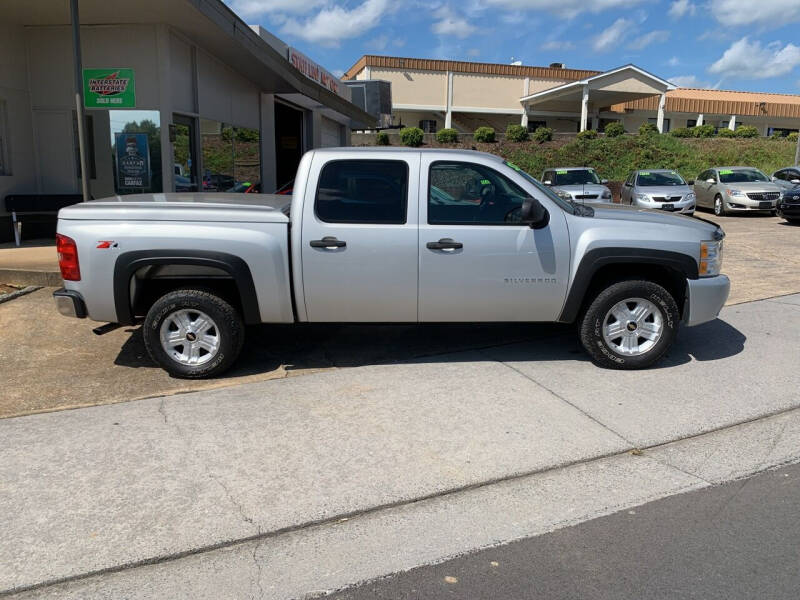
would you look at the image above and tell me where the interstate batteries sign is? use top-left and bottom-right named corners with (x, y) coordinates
top-left (83, 69), bottom-right (136, 108)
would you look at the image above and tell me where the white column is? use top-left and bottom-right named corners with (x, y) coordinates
top-left (580, 85), bottom-right (589, 132)
top-left (696, 113), bottom-right (704, 126)
top-left (521, 77), bottom-right (530, 128)
top-left (656, 92), bottom-right (666, 133)
top-left (728, 114), bottom-right (736, 130)
top-left (445, 71), bottom-right (453, 129)
top-left (521, 108), bottom-right (528, 128)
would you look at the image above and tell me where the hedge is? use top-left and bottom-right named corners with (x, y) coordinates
top-left (399, 127), bottom-right (424, 147)
top-left (604, 122), bottom-right (625, 137)
top-left (436, 128), bottom-right (458, 143)
top-left (376, 131), bottom-right (390, 146)
top-left (474, 126), bottom-right (496, 143)
top-left (532, 126), bottom-right (553, 143)
top-left (577, 129), bottom-right (598, 140)
top-left (505, 124), bottom-right (529, 142)
top-left (639, 122), bottom-right (659, 136)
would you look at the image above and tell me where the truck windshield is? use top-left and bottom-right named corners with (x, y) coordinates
top-left (636, 171), bottom-right (686, 186)
top-left (554, 169), bottom-right (600, 185)
top-left (718, 168), bottom-right (769, 183)
top-left (504, 161), bottom-right (574, 212)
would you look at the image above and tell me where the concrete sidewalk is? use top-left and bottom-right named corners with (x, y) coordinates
top-left (2, 294), bottom-right (800, 597)
top-left (0, 243), bottom-right (60, 286)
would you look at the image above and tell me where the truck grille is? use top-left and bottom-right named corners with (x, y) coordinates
top-left (652, 196), bottom-right (683, 202)
top-left (746, 192), bottom-right (779, 201)
top-left (574, 194), bottom-right (598, 200)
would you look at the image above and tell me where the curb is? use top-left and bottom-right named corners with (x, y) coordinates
top-left (0, 285), bottom-right (42, 305)
top-left (0, 269), bottom-right (61, 287)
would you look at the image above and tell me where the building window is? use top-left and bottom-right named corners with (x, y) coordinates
top-left (527, 120), bottom-right (547, 132)
top-left (647, 117), bottom-right (671, 132)
top-left (687, 119), bottom-right (697, 128)
top-left (72, 112), bottom-right (96, 180)
top-left (0, 100), bottom-right (9, 176)
top-left (111, 110), bottom-right (163, 194)
top-left (419, 119), bottom-right (437, 133)
top-left (200, 119), bottom-right (261, 193)
top-left (768, 127), bottom-right (797, 138)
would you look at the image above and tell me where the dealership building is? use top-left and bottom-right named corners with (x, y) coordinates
top-left (344, 55), bottom-right (800, 137)
top-left (0, 0), bottom-right (374, 241)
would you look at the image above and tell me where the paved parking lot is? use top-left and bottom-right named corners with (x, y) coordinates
top-left (0, 211), bottom-right (798, 418)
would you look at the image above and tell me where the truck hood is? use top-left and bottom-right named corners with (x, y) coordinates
top-left (635, 185), bottom-right (692, 197)
top-left (58, 193), bottom-right (290, 223)
top-left (589, 203), bottom-right (721, 237)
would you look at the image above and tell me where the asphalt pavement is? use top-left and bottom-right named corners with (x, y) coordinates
top-left (329, 462), bottom-right (800, 600)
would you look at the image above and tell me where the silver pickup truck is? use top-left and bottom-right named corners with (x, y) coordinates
top-left (54, 148), bottom-right (729, 377)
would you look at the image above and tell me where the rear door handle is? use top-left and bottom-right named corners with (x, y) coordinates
top-left (310, 236), bottom-right (346, 249)
top-left (426, 238), bottom-right (463, 250)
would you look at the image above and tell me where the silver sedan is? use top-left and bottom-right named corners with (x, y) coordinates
top-left (620, 170), bottom-right (696, 215)
top-left (694, 167), bottom-right (781, 216)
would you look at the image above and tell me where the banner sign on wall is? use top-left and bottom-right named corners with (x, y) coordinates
top-left (288, 48), bottom-right (344, 97)
top-left (83, 68), bottom-right (136, 108)
top-left (115, 133), bottom-right (150, 189)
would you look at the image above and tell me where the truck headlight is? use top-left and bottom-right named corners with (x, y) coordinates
top-left (700, 240), bottom-right (723, 277)
top-left (726, 188), bottom-right (744, 197)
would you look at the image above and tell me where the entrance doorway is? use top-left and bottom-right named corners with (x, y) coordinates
top-left (172, 114), bottom-right (199, 192)
top-left (275, 101), bottom-right (304, 192)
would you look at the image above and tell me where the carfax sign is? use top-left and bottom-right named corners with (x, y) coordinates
top-left (115, 133), bottom-right (150, 189)
top-left (83, 68), bottom-right (136, 108)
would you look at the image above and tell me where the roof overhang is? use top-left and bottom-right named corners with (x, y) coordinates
top-left (521, 64), bottom-right (675, 111)
top-left (5, 0), bottom-right (375, 126)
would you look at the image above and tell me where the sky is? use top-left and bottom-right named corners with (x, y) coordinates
top-left (225, 0), bottom-right (800, 94)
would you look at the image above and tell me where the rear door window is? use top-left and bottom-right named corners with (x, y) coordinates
top-left (315, 160), bottom-right (408, 224)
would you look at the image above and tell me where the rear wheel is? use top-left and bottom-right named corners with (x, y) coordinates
top-left (713, 194), bottom-right (726, 216)
top-left (580, 280), bottom-right (679, 370)
top-left (143, 289), bottom-right (244, 378)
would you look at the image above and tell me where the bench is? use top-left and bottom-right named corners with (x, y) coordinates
top-left (4, 195), bottom-right (84, 246)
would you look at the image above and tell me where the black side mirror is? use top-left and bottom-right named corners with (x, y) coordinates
top-left (521, 197), bottom-right (550, 229)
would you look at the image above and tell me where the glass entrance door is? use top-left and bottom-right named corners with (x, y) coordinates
top-left (172, 115), bottom-right (198, 192)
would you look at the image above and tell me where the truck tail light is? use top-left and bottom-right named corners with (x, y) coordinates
top-left (56, 234), bottom-right (81, 281)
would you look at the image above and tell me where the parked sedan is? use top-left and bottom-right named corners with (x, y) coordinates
top-left (541, 167), bottom-right (612, 203)
top-left (694, 167), bottom-right (781, 216)
top-left (777, 188), bottom-right (800, 224)
top-left (771, 166), bottom-right (800, 191)
top-left (620, 169), bottom-right (696, 214)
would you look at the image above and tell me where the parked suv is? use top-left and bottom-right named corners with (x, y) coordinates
top-left (695, 167), bottom-right (780, 216)
top-left (620, 170), bottom-right (696, 214)
top-left (771, 167), bottom-right (800, 191)
top-left (541, 167), bottom-right (612, 203)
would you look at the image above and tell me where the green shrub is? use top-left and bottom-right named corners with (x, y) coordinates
top-left (532, 126), bottom-right (553, 143)
top-left (788, 132), bottom-right (799, 143)
top-left (671, 127), bottom-right (693, 138)
top-left (692, 124), bottom-right (717, 138)
top-left (604, 122), bottom-right (625, 137)
top-left (718, 128), bottom-right (736, 138)
top-left (734, 125), bottom-right (759, 138)
top-left (577, 129), bottom-right (598, 140)
top-left (474, 126), bottom-right (496, 143)
top-left (375, 131), bottom-right (390, 146)
top-left (505, 124), bottom-right (529, 142)
top-left (399, 127), bottom-right (424, 147)
top-left (638, 122), bottom-right (659, 136)
top-left (771, 130), bottom-right (787, 140)
top-left (436, 128), bottom-right (458, 143)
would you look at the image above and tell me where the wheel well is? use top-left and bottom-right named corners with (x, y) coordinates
top-left (579, 263), bottom-right (687, 320)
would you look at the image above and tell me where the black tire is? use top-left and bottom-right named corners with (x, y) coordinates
top-left (786, 217), bottom-right (800, 225)
top-left (713, 194), bottom-right (726, 217)
top-left (580, 280), bottom-right (679, 370)
top-left (143, 289), bottom-right (244, 378)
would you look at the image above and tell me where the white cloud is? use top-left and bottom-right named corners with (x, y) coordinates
top-left (708, 37), bottom-right (800, 79)
top-left (667, 56), bottom-right (680, 67)
top-left (367, 34), bottom-right (389, 51)
top-left (669, 74), bottom-right (715, 88)
top-left (280, 0), bottom-right (391, 47)
top-left (227, 0), bottom-right (323, 16)
top-left (627, 30), bottom-right (670, 50)
top-left (592, 18), bottom-right (631, 52)
top-left (668, 0), bottom-right (696, 18)
top-left (431, 5), bottom-right (477, 39)
top-left (484, 0), bottom-right (644, 19)
top-left (709, 0), bottom-right (800, 27)
top-left (541, 40), bottom-right (575, 50)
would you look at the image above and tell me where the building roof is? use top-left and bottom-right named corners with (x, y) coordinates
top-left (343, 55), bottom-right (600, 82)
top-left (618, 87), bottom-right (800, 118)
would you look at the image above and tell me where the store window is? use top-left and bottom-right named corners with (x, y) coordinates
top-left (647, 117), bottom-right (671, 132)
top-left (686, 119), bottom-right (697, 128)
top-left (419, 119), bottom-right (437, 133)
top-left (0, 100), bottom-right (9, 176)
top-left (200, 119), bottom-right (260, 192)
top-left (527, 120), bottom-right (547, 132)
top-left (109, 110), bottom-right (162, 194)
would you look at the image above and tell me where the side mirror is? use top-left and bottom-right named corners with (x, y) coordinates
top-left (687, 179), bottom-right (694, 185)
top-left (520, 197), bottom-right (550, 229)
top-left (706, 178), bottom-right (716, 184)
top-left (542, 180), bottom-right (552, 186)
top-left (601, 178), bottom-right (609, 184)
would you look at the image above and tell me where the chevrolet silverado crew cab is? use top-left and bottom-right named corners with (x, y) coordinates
top-left (54, 148), bottom-right (730, 378)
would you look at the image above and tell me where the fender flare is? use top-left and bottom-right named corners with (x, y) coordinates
top-left (113, 250), bottom-right (260, 324)
top-left (558, 247), bottom-right (698, 323)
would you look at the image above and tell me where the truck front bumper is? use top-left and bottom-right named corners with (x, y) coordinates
top-left (53, 288), bottom-right (87, 318)
top-left (684, 275), bottom-right (730, 327)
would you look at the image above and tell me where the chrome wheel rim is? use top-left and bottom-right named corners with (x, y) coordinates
top-left (714, 197), bottom-right (722, 215)
top-left (159, 309), bottom-right (220, 366)
top-left (602, 297), bottom-right (663, 357)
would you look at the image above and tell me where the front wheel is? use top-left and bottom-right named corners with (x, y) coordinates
top-left (580, 280), bottom-right (679, 370)
top-left (143, 289), bottom-right (245, 378)
top-left (713, 194), bottom-right (726, 217)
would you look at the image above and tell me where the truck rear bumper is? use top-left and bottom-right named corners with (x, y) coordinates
top-left (53, 288), bottom-right (87, 319)
top-left (684, 275), bottom-right (730, 327)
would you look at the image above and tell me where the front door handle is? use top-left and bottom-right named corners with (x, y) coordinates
top-left (310, 236), bottom-right (346, 249)
top-left (426, 238), bottom-right (463, 250)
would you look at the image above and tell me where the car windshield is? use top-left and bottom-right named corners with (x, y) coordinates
top-left (718, 168), bottom-right (769, 183)
top-left (554, 169), bottom-right (600, 185)
top-left (636, 171), bottom-right (686, 186)
top-left (504, 161), bottom-right (574, 213)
